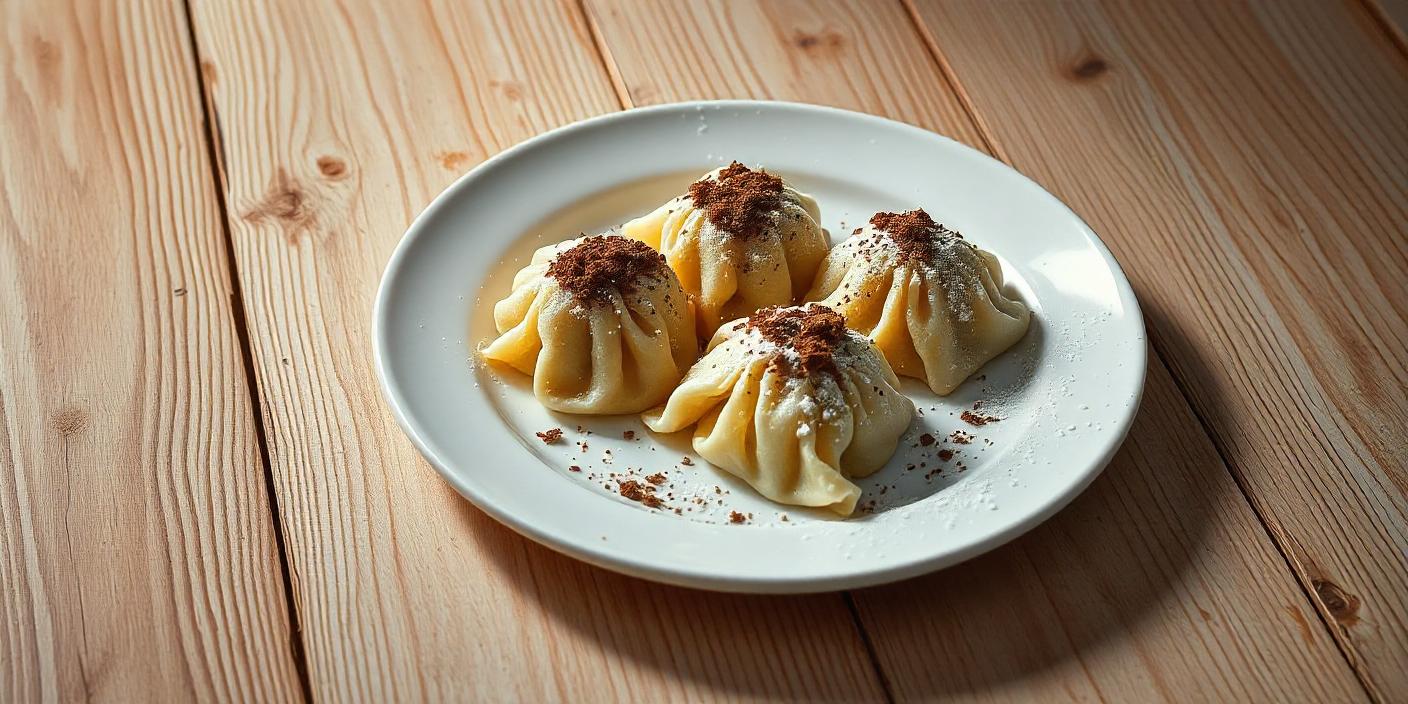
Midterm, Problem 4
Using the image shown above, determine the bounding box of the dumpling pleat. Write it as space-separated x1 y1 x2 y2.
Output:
811 229 1031 395
482 283 548 375
483 236 698 414
623 171 827 336
643 319 914 517
692 362 862 515
836 362 911 477
692 359 766 471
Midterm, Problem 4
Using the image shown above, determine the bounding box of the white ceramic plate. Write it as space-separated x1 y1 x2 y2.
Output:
374 101 1145 593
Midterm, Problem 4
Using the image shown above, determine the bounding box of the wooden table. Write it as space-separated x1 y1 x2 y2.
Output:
3 0 1405 701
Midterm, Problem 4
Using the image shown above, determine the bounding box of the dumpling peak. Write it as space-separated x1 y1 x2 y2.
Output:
869 209 965 264
687 162 785 239
746 304 851 380
546 235 669 304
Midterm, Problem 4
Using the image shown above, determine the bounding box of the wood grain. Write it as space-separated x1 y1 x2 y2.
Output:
0 0 303 700
1368 0 1408 48
907 0 1408 697
187 0 886 699
585 0 1372 699
586 0 984 148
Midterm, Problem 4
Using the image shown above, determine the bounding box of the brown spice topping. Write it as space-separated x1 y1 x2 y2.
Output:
568 465 582 472
645 473 666 486
937 449 954 462
536 428 563 444
546 235 667 303
688 162 784 239
949 431 974 444
869 209 962 263
729 511 747 524
680 456 694 466
618 480 665 508
748 305 848 379
918 433 937 446
961 410 999 426
623 430 636 440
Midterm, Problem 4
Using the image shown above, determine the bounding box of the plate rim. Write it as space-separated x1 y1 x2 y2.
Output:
372 99 1147 593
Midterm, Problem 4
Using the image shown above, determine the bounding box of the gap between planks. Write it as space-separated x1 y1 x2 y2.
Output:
579 1 938 699
576 3 899 699
177 0 314 699
898 0 1382 699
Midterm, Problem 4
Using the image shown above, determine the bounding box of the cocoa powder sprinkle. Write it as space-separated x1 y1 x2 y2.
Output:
747 305 848 379
961 410 999 426
536 428 563 444
688 162 784 240
869 209 963 263
546 235 668 303
618 480 665 508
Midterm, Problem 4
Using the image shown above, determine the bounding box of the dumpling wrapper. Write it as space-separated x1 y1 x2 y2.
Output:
808 212 1030 395
623 163 828 334
482 235 697 414
643 307 913 516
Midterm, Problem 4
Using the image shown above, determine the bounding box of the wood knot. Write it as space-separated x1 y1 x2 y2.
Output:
793 29 844 55
31 36 59 69
316 156 348 180
437 151 471 171
51 407 87 436
1313 578 1361 627
29 37 61 95
241 168 319 243
488 79 523 101
1070 56 1109 81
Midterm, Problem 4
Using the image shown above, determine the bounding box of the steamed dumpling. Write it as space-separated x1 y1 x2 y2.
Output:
482 235 697 414
807 210 1030 395
643 304 913 516
623 162 829 334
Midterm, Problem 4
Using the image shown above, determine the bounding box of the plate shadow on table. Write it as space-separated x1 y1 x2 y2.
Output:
836 294 1241 696
454 297 1233 698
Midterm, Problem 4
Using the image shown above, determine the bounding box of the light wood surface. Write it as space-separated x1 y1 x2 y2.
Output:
0 0 302 701
4 0 1404 700
908 0 1408 697
187 0 884 700
585 0 1372 699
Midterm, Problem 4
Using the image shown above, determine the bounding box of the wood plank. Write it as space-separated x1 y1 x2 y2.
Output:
187 0 887 699
0 0 303 700
584 0 1370 699
908 0 1408 697
1368 0 1408 48
586 0 984 147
